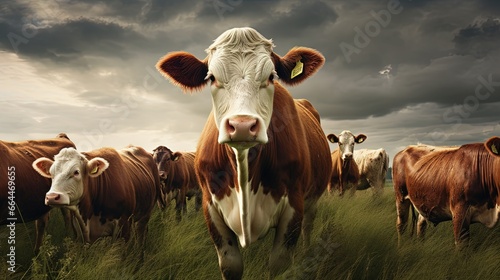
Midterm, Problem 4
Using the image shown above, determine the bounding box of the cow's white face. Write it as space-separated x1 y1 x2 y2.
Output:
205 28 276 149
156 27 326 151
327 130 367 161
32 147 109 206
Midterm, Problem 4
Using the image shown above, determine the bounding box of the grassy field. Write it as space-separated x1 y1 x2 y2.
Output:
2 183 500 279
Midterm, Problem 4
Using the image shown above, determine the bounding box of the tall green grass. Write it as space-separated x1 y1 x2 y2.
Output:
2 184 500 279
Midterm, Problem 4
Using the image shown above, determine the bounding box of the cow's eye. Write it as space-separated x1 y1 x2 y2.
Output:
74 170 80 176
269 73 274 82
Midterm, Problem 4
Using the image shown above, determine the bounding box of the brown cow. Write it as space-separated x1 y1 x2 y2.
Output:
1 133 75 252
327 130 367 196
152 146 201 221
393 143 459 245
156 27 332 279
32 145 161 250
400 137 500 247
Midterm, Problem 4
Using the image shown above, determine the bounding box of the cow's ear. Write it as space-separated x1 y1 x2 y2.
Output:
87 157 109 178
156 51 209 92
355 134 367 144
327 134 339 143
33 158 54 178
172 152 182 161
271 47 325 86
485 137 500 156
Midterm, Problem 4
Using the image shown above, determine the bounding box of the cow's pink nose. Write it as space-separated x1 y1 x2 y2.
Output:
226 117 259 141
45 193 61 205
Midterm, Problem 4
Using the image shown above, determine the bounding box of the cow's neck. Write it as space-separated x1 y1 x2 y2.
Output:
232 147 252 247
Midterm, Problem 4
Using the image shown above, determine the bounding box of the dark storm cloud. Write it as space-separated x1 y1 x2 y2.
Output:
453 17 500 58
1 18 146 63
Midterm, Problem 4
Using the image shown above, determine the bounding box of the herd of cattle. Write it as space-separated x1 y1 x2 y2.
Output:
2 27 500 279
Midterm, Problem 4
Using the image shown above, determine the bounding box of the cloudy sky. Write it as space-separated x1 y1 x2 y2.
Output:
1 0 499 166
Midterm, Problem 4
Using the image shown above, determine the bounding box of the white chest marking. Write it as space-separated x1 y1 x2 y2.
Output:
211 181 289 247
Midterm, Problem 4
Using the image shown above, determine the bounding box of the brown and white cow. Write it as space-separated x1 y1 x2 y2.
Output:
1 133 75 252
152 146 201 220
327 130 367 196
156 27 332 279
32 146 161 249
393 143 459 245
351 148 389 196
401 137 500 247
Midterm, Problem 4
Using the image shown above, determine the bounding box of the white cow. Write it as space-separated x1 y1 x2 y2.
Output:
351 148 389 196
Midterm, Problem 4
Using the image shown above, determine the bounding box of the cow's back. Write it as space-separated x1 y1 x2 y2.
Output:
0 136 75 224
295 98 332 199
119 146 160 219
80 146 160 221
393 145 457 203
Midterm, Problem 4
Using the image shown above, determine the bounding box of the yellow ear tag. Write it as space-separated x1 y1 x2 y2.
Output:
491 143 498 155
291 60 303 79
90 166 99 174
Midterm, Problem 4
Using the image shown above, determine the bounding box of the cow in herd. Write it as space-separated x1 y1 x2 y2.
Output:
353 148 389 196
1 133 76 252
152 145 201 221
327 131 389 197
394 137 500 247
156 27 332 279
32 145 162 250
327 130 367 195
393 143 458 243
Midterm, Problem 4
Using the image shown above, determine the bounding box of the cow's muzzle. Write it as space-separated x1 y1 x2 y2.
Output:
45 192 69 206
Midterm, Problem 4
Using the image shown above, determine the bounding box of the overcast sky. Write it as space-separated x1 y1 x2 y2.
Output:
1 0 499 166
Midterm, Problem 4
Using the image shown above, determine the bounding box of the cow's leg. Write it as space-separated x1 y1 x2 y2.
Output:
269 204 299 279
34 212 50 253
60 208 77 238
134 215 150 264
301 199 318 247
119 216 132 242
452 205 471 249
195 191 202 212
181 187 188 215
396 198 411 246
174 190 183 221
416 214 427 239
372 180 384 197
68 207 90 243
206 204 243 280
